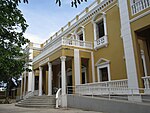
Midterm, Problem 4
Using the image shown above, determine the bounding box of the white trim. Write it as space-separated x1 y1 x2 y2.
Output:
95 58 110 66
97 62 111 82
74 26 85 41
92 13 108 49
130 10 150 23
39 58 49 66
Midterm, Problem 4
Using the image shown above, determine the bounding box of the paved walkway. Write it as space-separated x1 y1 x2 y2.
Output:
0 104 101 113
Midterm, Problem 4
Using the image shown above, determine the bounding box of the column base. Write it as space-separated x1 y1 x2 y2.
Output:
61 94 67 108
128 95 142 102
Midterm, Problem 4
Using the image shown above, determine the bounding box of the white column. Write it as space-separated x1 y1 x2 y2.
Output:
20 74 23 98
48 62 52 96
60 56 66 95
28 72 32 92
23 71 26 96
39 67 43 96
60 56 67 107
118 0 141 102
74 49 81 85
32 71 35 92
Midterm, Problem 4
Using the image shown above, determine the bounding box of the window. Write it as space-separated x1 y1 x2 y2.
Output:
75 26 85 41
96 58 111 82
92 13 108 49
81 66 87 84
99 67 108 81
79 33 83 41
97 20 105 39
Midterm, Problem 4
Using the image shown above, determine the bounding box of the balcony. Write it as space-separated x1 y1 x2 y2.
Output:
75 79 128 95
33 37 93 63
131 0 150 15
94 35 108 49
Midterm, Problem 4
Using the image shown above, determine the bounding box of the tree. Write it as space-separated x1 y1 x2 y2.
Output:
56 0 88 7
0 0 29 101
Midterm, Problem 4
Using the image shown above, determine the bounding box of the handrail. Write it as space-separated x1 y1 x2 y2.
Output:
56 88 62 108
23 91 34 100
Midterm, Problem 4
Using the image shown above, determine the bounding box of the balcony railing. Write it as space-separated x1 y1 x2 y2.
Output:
75 79 128 95
94 35 108 49
142 76 150 88
62 38 93 49
33 37 93 63
142 76 150 94
131 0 150 15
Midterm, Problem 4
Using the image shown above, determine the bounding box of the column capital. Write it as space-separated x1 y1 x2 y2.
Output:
48 62 52 67
60 56 66 62
39 66 43 70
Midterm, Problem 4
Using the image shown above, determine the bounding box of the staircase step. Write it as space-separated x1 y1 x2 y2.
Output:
16 95 56 108
16 103 55 108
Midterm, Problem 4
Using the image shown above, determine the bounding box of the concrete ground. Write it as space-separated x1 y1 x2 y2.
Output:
0 104 102 113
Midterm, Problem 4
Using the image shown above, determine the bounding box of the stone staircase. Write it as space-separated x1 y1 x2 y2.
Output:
15 95 56 108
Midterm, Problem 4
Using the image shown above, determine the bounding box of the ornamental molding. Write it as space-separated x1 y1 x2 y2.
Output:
39 58 49 66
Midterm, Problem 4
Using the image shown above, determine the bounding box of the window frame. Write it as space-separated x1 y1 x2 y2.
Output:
97 62 111 82
92 13 108 49
74 26 85 41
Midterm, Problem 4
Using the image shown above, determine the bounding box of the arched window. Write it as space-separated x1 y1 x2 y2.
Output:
74 26 85 41
92 12 108 49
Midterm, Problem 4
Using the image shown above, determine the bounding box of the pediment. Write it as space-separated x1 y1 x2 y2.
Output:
95 58 110 66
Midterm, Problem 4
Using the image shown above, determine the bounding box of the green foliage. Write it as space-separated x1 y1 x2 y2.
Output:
0 0 29 83
56 0 88 7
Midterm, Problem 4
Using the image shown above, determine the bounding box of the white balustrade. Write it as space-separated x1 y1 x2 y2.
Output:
75 79 128 95
94 35 108 49
142 76 150 88
131 0 150 15
33 37 93 63
62 37 93 49
142 76 150 94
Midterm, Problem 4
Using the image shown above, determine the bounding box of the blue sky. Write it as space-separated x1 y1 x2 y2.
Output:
19 0 94 43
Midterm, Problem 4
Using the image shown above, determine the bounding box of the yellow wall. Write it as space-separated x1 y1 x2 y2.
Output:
93 5 127 81
33 50 41 58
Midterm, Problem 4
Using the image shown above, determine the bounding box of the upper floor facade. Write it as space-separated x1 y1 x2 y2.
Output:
30 0 149 64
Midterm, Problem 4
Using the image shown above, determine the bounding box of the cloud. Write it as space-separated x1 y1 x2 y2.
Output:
24 33 45 44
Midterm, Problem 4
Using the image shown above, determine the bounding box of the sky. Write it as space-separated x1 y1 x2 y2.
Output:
19 0 94 44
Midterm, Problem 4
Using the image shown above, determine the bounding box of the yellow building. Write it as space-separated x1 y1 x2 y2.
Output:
21 0 150 106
